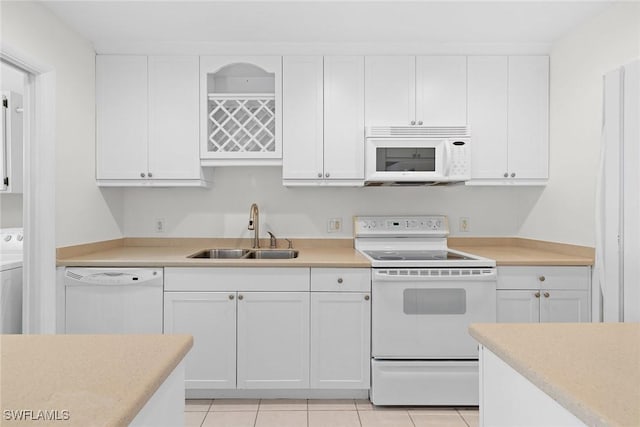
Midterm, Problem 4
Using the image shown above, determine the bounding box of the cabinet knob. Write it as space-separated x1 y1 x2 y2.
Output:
238 295 244 300
229 294 235 300
511 172 516 178
417 120 423 125
543 292 550 298
325 172 330 178
148 172 153 178
534 292 541 298
410 120 416 125
140 172 146 178
539 276 546 282
504 172 508 178
317 172 322 178
337 278 343 284
364 295 370 301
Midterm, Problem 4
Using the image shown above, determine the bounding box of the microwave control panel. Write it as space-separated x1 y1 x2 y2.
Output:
448 139 471 179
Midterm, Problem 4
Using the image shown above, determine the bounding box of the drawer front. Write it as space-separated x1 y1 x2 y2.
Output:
497 266 590 291
165 267 310 292
311 268 371 292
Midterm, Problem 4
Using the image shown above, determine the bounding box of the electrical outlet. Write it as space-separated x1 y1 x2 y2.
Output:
155 218 166 233
459 217 470 232
327 217 342 233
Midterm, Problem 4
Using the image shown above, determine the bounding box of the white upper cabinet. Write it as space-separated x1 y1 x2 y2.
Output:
1 91 23 193
97 55 148 180
323 56 365 181
200 56 282 165
282 56 324 180
508 56 550 180
365 56 467 127
96 55 205 186
148 56 200 180
468 56 509 179
364 56 415 126
415 56 467 126
467 55 549 184
282 56 365 185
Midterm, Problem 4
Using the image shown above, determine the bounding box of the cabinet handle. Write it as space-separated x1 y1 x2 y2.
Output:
410 120 416 125
337 278 343 284
539 276 546 282
317 172 322 178
417 120 423 125
140 172 146 178
511 172 516 178
504 172 508 178
238 295 244 300
543 292 550 298
325 172 330 178
148 172 153 178
534 292 541 298
364 295 370 301
229 294 235 300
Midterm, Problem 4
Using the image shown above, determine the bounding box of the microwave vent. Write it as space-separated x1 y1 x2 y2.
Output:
367 126 469 138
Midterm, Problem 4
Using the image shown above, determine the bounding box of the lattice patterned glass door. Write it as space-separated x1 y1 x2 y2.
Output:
207 94 276 155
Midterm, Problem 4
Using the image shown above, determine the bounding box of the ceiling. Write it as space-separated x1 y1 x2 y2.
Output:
41 1 612 53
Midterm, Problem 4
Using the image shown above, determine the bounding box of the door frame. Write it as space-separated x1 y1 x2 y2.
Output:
1 42 56 333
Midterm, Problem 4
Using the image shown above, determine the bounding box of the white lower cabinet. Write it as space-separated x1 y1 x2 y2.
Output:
310 268 371 390
496 266 591 323
310 292 370 389
237 292 310 389
163 267 311 392
163 292 236 389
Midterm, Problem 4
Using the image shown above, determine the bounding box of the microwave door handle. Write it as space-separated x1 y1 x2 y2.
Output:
444 142 452 176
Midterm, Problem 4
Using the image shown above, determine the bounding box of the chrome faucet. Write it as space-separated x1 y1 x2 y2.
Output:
248 203 260 248
267 231 277 249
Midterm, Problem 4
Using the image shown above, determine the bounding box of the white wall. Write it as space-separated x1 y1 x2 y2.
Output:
122 167 543 239
0 1 123 246
518 3 640 246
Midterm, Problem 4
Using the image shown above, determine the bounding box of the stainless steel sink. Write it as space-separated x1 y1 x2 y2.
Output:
188 249 252 259
188 249 298 260
248 249 299 259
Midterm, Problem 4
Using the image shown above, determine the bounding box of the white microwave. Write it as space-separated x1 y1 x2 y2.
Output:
365 127 471 185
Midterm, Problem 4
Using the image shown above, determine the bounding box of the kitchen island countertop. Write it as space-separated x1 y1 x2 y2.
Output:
0 334 193 427
469 323 640 427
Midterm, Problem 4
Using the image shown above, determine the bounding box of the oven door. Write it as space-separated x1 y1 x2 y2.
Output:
365 138 447 182
372 268 496 359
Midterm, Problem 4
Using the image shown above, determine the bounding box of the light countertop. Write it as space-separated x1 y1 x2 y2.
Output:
469 323 640 427
0 334 193 427
57 237 593 267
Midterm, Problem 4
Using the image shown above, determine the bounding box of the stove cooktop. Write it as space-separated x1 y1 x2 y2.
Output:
363 250 476 262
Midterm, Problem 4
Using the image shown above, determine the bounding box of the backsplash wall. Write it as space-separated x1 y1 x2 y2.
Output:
122 167 543 239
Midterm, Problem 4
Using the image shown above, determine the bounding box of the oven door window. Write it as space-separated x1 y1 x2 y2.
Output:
403 288 466 315
376 147 436 172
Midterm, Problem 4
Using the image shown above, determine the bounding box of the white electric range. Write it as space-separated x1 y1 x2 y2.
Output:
354 216 496 406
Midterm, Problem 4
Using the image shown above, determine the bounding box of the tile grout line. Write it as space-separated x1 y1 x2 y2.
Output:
456 408 472 427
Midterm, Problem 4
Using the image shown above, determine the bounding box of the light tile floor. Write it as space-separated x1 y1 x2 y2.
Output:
185 399 479 427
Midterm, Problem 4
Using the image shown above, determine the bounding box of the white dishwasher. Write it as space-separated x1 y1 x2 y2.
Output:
65 268 163 334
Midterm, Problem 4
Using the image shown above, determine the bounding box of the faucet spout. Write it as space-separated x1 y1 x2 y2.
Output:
248 203 260 248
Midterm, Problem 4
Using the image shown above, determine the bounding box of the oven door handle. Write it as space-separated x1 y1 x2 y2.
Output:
372 269 497 282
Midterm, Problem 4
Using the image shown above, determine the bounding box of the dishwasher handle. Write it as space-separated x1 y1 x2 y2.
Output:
65 268 163 286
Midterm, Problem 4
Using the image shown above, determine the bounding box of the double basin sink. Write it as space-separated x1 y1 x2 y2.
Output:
188 248 299 260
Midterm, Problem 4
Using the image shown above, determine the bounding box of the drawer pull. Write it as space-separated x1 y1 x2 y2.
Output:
337 278 343 284
543 292 550 298
238 295 244 300
228 294 234 300
534 292 541 298
364 295 370 301
538 276 546 282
